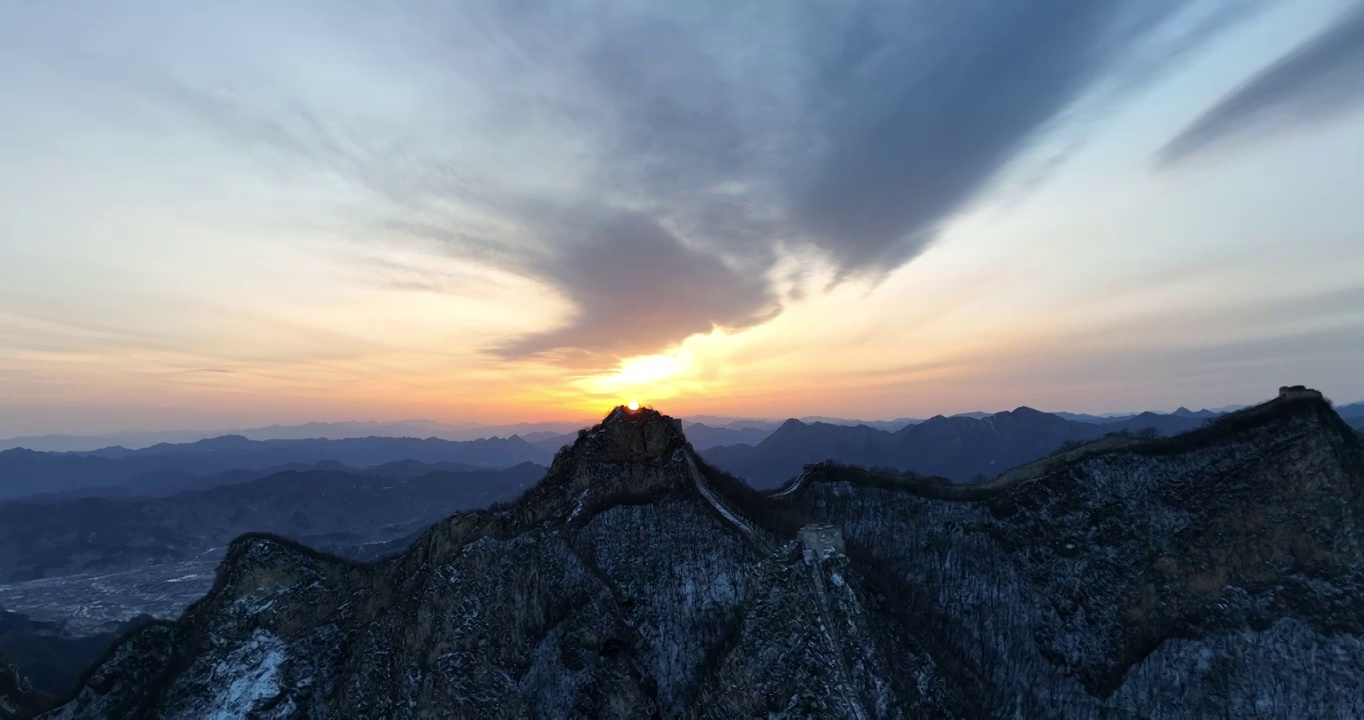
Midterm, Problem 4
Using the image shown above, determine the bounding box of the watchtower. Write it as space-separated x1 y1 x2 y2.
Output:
1278 385 1323 401
799 524 845 561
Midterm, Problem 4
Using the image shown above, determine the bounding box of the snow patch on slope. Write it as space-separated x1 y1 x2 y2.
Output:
184 629 287 720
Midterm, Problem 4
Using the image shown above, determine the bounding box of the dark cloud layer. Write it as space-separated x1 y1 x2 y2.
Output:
1161 5 1364 165
793 3 1123 272
97 0 1261 364
496 212 777 365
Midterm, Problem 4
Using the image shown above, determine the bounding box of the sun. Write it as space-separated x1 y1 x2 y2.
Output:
627 401 640 411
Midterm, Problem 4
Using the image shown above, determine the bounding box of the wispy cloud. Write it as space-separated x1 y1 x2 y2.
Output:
20 0 1264 366
1160 4 1364 165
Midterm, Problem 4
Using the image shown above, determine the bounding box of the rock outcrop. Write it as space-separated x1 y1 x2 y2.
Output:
0 654 42 720
42 397 1364 718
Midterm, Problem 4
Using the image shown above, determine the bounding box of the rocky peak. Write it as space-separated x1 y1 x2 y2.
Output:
434 406 700 540
588 406 688 463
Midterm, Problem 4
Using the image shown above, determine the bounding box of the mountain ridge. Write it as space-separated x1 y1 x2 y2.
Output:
41 408 988 717
39 396 1364 718
5 402 1292 453
774 394 1364 712
702 405 1199 487
0 463 546 584
0 436 551 500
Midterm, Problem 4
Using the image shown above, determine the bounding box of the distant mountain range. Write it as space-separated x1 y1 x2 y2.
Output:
0 463 546 584
701 406 1218 487
1052 405 1234 423
2 403 1302 499
1336 402 1364 434
0 420 592 453
0 435 551 500
1 402 1280 452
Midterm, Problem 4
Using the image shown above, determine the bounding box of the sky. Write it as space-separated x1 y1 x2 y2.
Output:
2 0 1364 435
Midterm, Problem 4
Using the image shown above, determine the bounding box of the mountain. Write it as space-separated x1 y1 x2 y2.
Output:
0 610 151 702
1057 407 1239 425
704 407 1116 487
1099 411 1209 437
0 420 600 453
678 423 773 450
0 435 550 500
526 431 579 453
1338 401 1364 420
702 420 900 487
794 417 920 432
679 415 782 432
357 459 479 479
10 461 359 502
1054 411 1135 423
0 464 546 584
41 408 990 718
43 395 1364 717
684 415 920 433
0 424 454 454
894 406 1108 480
702 406 1241 487
776 395 1364 716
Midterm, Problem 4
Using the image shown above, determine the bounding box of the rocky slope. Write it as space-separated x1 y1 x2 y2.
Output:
0 654 41 720
0 610 152 701
783 394 1364 716
40 396 1364 718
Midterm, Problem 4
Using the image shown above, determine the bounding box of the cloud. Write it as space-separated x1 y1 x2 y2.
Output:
494 211 778 365
44 0 1262 364
1160 5 1364 165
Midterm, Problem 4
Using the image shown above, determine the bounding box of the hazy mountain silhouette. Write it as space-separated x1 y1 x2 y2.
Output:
0 436 550 500
702 407 1218 487
0 463 546 584
0 420 594 453
1338 401 1364 420
679 423 774 450
1098 412 1208 437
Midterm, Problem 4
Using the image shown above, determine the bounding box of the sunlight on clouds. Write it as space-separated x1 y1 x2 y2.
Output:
575 352 696 404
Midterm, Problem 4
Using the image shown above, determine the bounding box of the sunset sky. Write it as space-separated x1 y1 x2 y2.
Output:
3 0 1364 435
